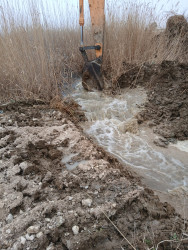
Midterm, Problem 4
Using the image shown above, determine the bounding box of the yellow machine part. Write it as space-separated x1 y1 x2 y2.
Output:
79 0 105 59
88 0 105 58
79 0 84 26
79 0 105 90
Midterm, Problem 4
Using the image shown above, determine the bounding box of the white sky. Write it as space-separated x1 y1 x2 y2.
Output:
149 0 187 15
0 0 187 28
41 0 188 15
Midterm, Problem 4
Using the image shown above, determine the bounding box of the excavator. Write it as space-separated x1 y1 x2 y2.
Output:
79 0 105 91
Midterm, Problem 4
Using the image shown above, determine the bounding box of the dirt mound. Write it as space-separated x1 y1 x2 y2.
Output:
116 62 158 89
137 61 188 141
0 97 86 126
0 104 187 249
116 60 188 141
165 15 188 39
165 15 188 61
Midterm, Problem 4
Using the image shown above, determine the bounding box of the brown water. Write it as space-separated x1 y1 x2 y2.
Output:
72 84 188 194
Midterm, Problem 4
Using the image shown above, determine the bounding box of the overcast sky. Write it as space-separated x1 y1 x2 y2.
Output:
29 0 188 15
0 0 187 28
149 0 187 15
33 0 188 12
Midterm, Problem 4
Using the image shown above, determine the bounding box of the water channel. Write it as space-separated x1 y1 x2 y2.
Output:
72 83 188 194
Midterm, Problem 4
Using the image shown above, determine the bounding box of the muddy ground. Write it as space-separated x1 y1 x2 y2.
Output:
116 61 188 146
138 61 188 143
0 101 188 250
116 15 188 144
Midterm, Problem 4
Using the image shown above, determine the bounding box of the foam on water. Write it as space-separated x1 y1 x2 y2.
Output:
73 86 188 192
171 141 188 153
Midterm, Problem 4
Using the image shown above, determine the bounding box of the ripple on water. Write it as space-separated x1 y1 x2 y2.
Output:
72 86 188 193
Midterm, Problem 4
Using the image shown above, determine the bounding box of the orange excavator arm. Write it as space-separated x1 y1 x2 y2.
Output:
88 0 105 59
79 0 84 45
79 0 105 91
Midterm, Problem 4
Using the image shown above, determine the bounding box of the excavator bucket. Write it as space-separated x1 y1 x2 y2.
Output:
82 60 104 91
79 0 105 91
79 46 104 90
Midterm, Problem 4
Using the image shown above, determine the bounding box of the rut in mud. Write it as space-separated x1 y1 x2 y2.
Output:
0 103 188 250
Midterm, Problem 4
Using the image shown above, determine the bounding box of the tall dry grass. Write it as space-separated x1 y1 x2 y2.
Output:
0 0 82 102
0 0 186 102
103 2 188 84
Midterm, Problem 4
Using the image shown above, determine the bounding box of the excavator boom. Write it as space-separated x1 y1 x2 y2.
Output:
79 0 105 91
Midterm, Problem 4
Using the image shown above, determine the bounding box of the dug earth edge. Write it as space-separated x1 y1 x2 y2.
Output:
0 103 187 249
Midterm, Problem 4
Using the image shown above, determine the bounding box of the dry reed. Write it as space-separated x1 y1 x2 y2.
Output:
0 0 186 102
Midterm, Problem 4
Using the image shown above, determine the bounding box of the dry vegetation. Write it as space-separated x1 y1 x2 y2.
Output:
0 0 187 101
0 0 82 102
103 2 188 85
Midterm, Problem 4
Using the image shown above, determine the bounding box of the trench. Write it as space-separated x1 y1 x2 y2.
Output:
72 83 188 195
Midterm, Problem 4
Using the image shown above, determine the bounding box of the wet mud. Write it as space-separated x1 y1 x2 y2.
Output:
138 61 188 142
116 61 188 142
0 103 187 249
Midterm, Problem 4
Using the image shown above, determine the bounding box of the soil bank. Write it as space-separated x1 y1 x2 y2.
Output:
0 101 187 250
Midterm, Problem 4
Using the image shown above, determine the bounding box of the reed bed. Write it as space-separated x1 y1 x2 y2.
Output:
0 0 185 101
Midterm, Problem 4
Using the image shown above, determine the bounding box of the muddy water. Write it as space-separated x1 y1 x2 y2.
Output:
72 85 188 193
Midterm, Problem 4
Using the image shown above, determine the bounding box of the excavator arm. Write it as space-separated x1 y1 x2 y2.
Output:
79 0 105 91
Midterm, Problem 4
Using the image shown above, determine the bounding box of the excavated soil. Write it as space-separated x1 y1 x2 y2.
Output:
116 15 188 143
0 102 188 250
138 61 188 142
116 61 188 143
